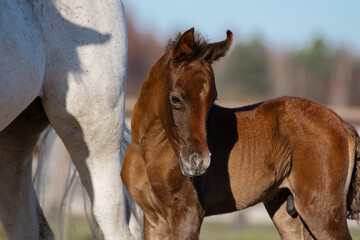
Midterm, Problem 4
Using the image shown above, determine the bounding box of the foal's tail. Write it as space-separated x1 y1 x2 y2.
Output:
345 122 360 221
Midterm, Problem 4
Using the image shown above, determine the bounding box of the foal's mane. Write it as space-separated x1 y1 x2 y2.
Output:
166 31 209 61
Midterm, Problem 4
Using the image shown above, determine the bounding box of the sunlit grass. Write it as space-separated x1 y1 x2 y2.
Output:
200 223 280 240
0 217 95 240
1 218 360 239
200 222 360 240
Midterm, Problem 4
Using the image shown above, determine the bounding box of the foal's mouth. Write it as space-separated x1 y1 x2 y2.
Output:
179 152 211 177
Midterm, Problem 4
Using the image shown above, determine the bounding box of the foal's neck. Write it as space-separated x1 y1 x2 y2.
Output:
131 55 173 150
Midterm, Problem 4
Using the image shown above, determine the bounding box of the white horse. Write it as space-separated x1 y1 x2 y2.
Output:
0 0 141 239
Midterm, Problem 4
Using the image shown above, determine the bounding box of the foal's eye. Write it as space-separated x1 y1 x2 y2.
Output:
170 94 182 106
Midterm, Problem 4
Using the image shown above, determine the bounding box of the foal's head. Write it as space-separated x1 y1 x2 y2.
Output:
156 28 232 177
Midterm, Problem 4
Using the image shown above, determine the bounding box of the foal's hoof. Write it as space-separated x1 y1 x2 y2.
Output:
286 194 298 217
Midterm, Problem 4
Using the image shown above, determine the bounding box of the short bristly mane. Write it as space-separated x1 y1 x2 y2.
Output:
166 31 209 61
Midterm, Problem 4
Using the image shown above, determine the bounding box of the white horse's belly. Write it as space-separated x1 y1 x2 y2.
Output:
0 0 45 131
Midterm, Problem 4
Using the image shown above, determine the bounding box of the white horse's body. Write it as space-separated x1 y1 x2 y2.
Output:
0 0 141 239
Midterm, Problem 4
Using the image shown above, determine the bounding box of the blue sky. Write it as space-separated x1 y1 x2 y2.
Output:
123 0 360 52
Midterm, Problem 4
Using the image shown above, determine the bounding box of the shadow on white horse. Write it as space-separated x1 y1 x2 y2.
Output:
0 0 142 239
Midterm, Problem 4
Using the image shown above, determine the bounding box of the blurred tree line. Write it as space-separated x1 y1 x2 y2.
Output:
218 37 360 106
126 13 360 107
126 16 163 96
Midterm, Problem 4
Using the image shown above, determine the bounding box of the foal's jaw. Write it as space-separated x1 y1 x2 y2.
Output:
179 152 211 177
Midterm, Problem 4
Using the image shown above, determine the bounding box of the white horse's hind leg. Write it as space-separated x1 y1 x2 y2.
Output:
38 1 137 237
42 49 133 239
0 98 53 239
43 100 133 239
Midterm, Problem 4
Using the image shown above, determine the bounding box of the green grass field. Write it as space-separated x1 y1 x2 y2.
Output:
1 219 360 239
200 223 360 240
200 223 280 240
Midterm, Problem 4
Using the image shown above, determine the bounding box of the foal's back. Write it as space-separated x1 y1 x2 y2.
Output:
203 96 356 238
206 96 350 206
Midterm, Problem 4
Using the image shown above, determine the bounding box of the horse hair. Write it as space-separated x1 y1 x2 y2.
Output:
166 31 209 61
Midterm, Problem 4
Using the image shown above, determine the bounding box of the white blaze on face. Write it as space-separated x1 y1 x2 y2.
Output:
200 82 207 100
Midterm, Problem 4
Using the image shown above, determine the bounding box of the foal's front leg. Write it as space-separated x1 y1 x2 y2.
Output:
123 144 205 239
168 189 205 240
143 214 171 240
147 166 205 240
142 195 204 240
144 187 204 240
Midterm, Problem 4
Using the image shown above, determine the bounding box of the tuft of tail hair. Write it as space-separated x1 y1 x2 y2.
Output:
346 123 360 221
34 123 143 239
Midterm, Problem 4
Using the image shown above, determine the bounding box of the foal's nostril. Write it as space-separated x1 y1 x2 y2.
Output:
190 153 197 169
180 152 210 177
190 153 203 171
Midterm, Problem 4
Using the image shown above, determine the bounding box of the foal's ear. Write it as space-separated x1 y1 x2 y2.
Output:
203 30 233 63
172 28 195 60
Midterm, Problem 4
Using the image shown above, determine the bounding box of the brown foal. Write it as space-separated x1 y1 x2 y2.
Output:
121 28 360 240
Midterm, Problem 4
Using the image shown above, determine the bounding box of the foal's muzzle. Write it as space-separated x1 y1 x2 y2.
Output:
179 152 211 177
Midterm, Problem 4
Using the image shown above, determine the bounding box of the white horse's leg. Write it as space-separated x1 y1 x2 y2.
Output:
35 0 139 237
0 99 53 239
43 91 132 240
41 13 133 240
